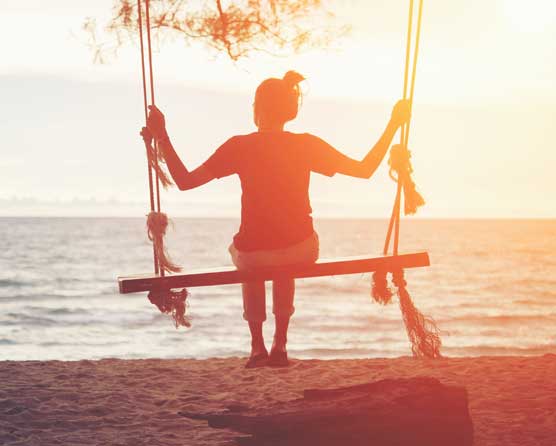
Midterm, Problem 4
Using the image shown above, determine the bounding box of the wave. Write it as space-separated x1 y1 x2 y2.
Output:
3 313 58 326
289 347 405 358
0 278 29 287
0 291 115 302
1 312 115 328
45 307 91 316
37 340 129 348
512 298 555 306
443 344 556 357
440 313 556 325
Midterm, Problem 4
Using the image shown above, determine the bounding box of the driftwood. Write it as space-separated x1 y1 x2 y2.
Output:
180 377 473 446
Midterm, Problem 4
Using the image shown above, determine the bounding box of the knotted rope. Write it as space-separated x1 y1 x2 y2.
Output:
388 144 425 216
148 288 191 328
371 0 441 358
392 270 440 358
138 0 187 328
146 212 181 274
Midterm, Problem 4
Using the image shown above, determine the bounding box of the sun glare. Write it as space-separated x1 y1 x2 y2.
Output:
504 0 556 32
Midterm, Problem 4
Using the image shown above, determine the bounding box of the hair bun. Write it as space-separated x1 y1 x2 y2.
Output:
283 70 305 88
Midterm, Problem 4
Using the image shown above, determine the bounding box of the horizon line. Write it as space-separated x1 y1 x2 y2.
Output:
1 215 554 221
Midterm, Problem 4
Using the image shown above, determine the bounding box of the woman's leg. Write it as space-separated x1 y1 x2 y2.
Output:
272 278 295 352
242 281 267 356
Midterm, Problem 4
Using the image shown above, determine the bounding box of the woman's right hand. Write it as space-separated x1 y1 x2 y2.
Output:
390 99 411 128
146 105 168 140
140 126 153 145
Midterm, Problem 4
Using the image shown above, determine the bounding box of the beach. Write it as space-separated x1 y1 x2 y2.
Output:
2 218 555 444
1 355 555 445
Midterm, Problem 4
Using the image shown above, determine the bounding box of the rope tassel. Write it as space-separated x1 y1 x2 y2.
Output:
371 271 393 305
148 288 190 328
388 144 425 216
392 270 441 358
146 211 182 274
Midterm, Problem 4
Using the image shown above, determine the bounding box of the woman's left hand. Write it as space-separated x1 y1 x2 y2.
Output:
146 105 168 140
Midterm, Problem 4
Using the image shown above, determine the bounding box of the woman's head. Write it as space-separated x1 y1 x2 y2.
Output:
253 70 305 128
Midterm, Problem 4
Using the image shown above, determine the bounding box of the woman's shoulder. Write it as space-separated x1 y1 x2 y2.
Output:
289 132 330 148
216 133 257 150
229 131 318 138
232 132 258 138
283 131 316 138
227 131 324 148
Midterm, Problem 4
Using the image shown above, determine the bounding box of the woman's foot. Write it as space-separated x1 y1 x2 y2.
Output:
245 347 269 369
268 337 289 367
245 321 268 368
268 348 289 367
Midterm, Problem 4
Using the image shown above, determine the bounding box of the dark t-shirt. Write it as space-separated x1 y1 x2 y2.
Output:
203 132 347 251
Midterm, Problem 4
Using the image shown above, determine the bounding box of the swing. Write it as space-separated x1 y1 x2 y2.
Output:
118 0 440 358
119 252 430 293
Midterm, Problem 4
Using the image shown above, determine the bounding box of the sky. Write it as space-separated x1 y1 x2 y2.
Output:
1 0 555 218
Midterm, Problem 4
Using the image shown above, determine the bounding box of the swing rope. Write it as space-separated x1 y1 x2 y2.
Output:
137 0 158 274
372 0 441 359
137 0 189 327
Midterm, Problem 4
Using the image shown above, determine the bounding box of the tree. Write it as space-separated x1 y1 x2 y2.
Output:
84 0 347 62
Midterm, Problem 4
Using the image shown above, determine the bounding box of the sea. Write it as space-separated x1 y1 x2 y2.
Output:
1 217 555 361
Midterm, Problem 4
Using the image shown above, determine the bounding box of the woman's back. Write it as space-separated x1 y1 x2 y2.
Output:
204 131 344 251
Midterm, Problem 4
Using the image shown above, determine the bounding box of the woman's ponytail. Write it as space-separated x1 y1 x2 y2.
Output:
282 70 305 89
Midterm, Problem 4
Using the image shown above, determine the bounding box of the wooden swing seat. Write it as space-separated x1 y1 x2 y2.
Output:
118 251 430 294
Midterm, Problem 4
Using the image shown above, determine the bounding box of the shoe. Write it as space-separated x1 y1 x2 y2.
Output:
245 351 269 369
268 349 289 367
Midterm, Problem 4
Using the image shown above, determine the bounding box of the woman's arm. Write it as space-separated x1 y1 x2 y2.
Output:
156 136 214 191
335 99 411 179
145 106 215 191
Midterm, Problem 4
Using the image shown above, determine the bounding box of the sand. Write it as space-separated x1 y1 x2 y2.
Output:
1 355 555 445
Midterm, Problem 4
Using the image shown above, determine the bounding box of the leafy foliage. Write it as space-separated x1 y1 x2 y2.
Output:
84 0 347 62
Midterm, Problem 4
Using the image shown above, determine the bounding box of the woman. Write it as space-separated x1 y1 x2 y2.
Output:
143 71 410 368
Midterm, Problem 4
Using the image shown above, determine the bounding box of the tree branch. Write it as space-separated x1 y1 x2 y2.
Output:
84 0 348 62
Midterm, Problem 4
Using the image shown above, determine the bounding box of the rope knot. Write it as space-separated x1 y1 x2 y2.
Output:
388 144 412 175
387 144 425 216
146 211 181 274
392 269 407 288
147 211 169 239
